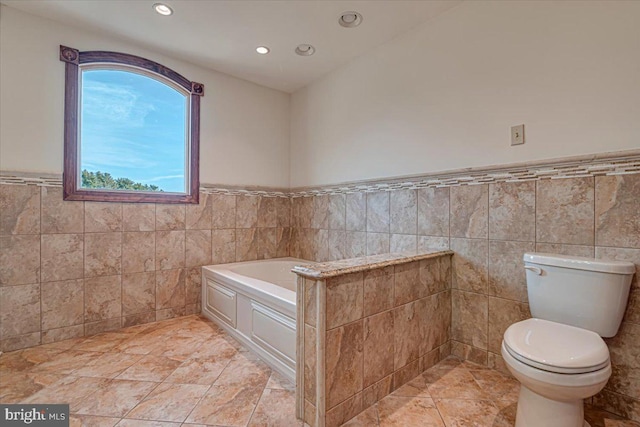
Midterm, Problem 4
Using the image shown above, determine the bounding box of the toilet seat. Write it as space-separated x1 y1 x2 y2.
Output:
503 318 610 374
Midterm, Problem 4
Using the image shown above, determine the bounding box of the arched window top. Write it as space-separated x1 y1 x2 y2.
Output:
60 45 203 203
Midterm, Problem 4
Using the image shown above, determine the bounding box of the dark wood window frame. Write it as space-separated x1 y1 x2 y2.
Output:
59 45 203 204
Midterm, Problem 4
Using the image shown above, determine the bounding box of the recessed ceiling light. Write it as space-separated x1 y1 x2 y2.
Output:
339 11 363 28
256 46 270 55
295 44 315 56
153 3 173 16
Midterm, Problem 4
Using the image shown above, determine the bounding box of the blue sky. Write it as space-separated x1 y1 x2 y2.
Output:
80 69 187 192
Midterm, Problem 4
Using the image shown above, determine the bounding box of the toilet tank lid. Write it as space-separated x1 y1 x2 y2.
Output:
523 253 635 274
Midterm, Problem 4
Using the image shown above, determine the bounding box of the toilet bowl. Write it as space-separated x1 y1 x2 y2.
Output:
501 319 611 427
501 253 635 427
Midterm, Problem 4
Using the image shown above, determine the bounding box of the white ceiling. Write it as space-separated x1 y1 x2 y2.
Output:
2 0 461 93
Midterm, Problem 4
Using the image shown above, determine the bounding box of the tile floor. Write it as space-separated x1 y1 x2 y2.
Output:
0 315 637 427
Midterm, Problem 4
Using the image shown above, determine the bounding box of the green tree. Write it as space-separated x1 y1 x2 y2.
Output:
81 170 162 192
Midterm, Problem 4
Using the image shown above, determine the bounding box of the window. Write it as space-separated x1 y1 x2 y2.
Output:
59 46 203 203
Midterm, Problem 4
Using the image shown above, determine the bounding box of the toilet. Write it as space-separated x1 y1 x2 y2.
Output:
502 253 636 427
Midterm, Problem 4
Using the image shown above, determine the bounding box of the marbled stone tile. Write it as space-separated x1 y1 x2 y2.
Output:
487 297 530 353
419 257 448 296
392 373 431 398
156 268 186 310
74 379 158 417
304 279 317 327
236 195 259 228
276 197 291 228
418 236 450 252
266 370 295 391
326 391 363 427
596 247 640 323
41 234 83 282
537 177 595 245
257 197 277 228
451 238 488 294
41 279 84 330
377 396 444 426
452 290 488 350
470 366 520 402
122 272 156 316
73 352 143 379
122 232 155 273
68 415 121 427
165 347 236 385
328 229 346 261
85 275 121 322
211 193 236 229
311 195 329 230
185 267 202 305
213 352 271 389
156 205 186 231
489 181 535 241
420 292 451 355
41 187 83 233
346 231 367 258
304 324 317 402
488 240 535 302
488 351 512 377
390 190 417 235
326 320 363 409
605 322 640 400
185 384 263 426
0 371 62 403
212 229 236 264
393 301 421 370
346 193 367 232
42 325 85 344
276 227 291 257
364 310 394 387
367 191 390 233
363 266 394 317
122 203 155 231
0 184 40 234
425 365 488 400
186 229 212 267
593 389 640 424
155 307 186 322
249 388 301 427
85 232 122 277
292 197 312 229
126 382 209 422
535 243 595 257
25 376 110 412
341 405 379 427
394 261 422 306
85 318 122 336
314 229 330 262
328 194 346 230
236 228 258 262
596 174 640 249
122 311 156 328
257 228 277 260
450 184 488 239
362 375 393 408
85 202 122 232
451 340 488 366
367 232 390 256
1 332 42 352
417 187 450 237
390 234 417 253
0 283 40 339
435 398 500 426
326 272 363 329
392 358 420 390
186 193 212 230
0 234 40 285
117 354 183 382
155 230 185 270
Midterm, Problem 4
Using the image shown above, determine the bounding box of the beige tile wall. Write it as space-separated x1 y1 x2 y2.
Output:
290 173 640 422
0 185 291 352
300 255 452 427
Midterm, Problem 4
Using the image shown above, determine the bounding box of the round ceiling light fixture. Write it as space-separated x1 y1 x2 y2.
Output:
256 46 270 55
295 44 316 56
339 11 362 28
153 3 173 16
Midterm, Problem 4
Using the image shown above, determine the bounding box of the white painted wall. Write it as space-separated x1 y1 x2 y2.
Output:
290 1 640 187
0 5 290 187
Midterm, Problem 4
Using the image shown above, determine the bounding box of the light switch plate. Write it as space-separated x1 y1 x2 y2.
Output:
511 124 525 146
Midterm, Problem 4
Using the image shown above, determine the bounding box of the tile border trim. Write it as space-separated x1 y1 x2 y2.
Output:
2 148 640 197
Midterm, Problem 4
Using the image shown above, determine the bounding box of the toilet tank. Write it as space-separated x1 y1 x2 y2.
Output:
524 253 635 337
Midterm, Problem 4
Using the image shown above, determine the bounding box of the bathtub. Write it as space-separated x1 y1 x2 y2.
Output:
201 257 309 382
